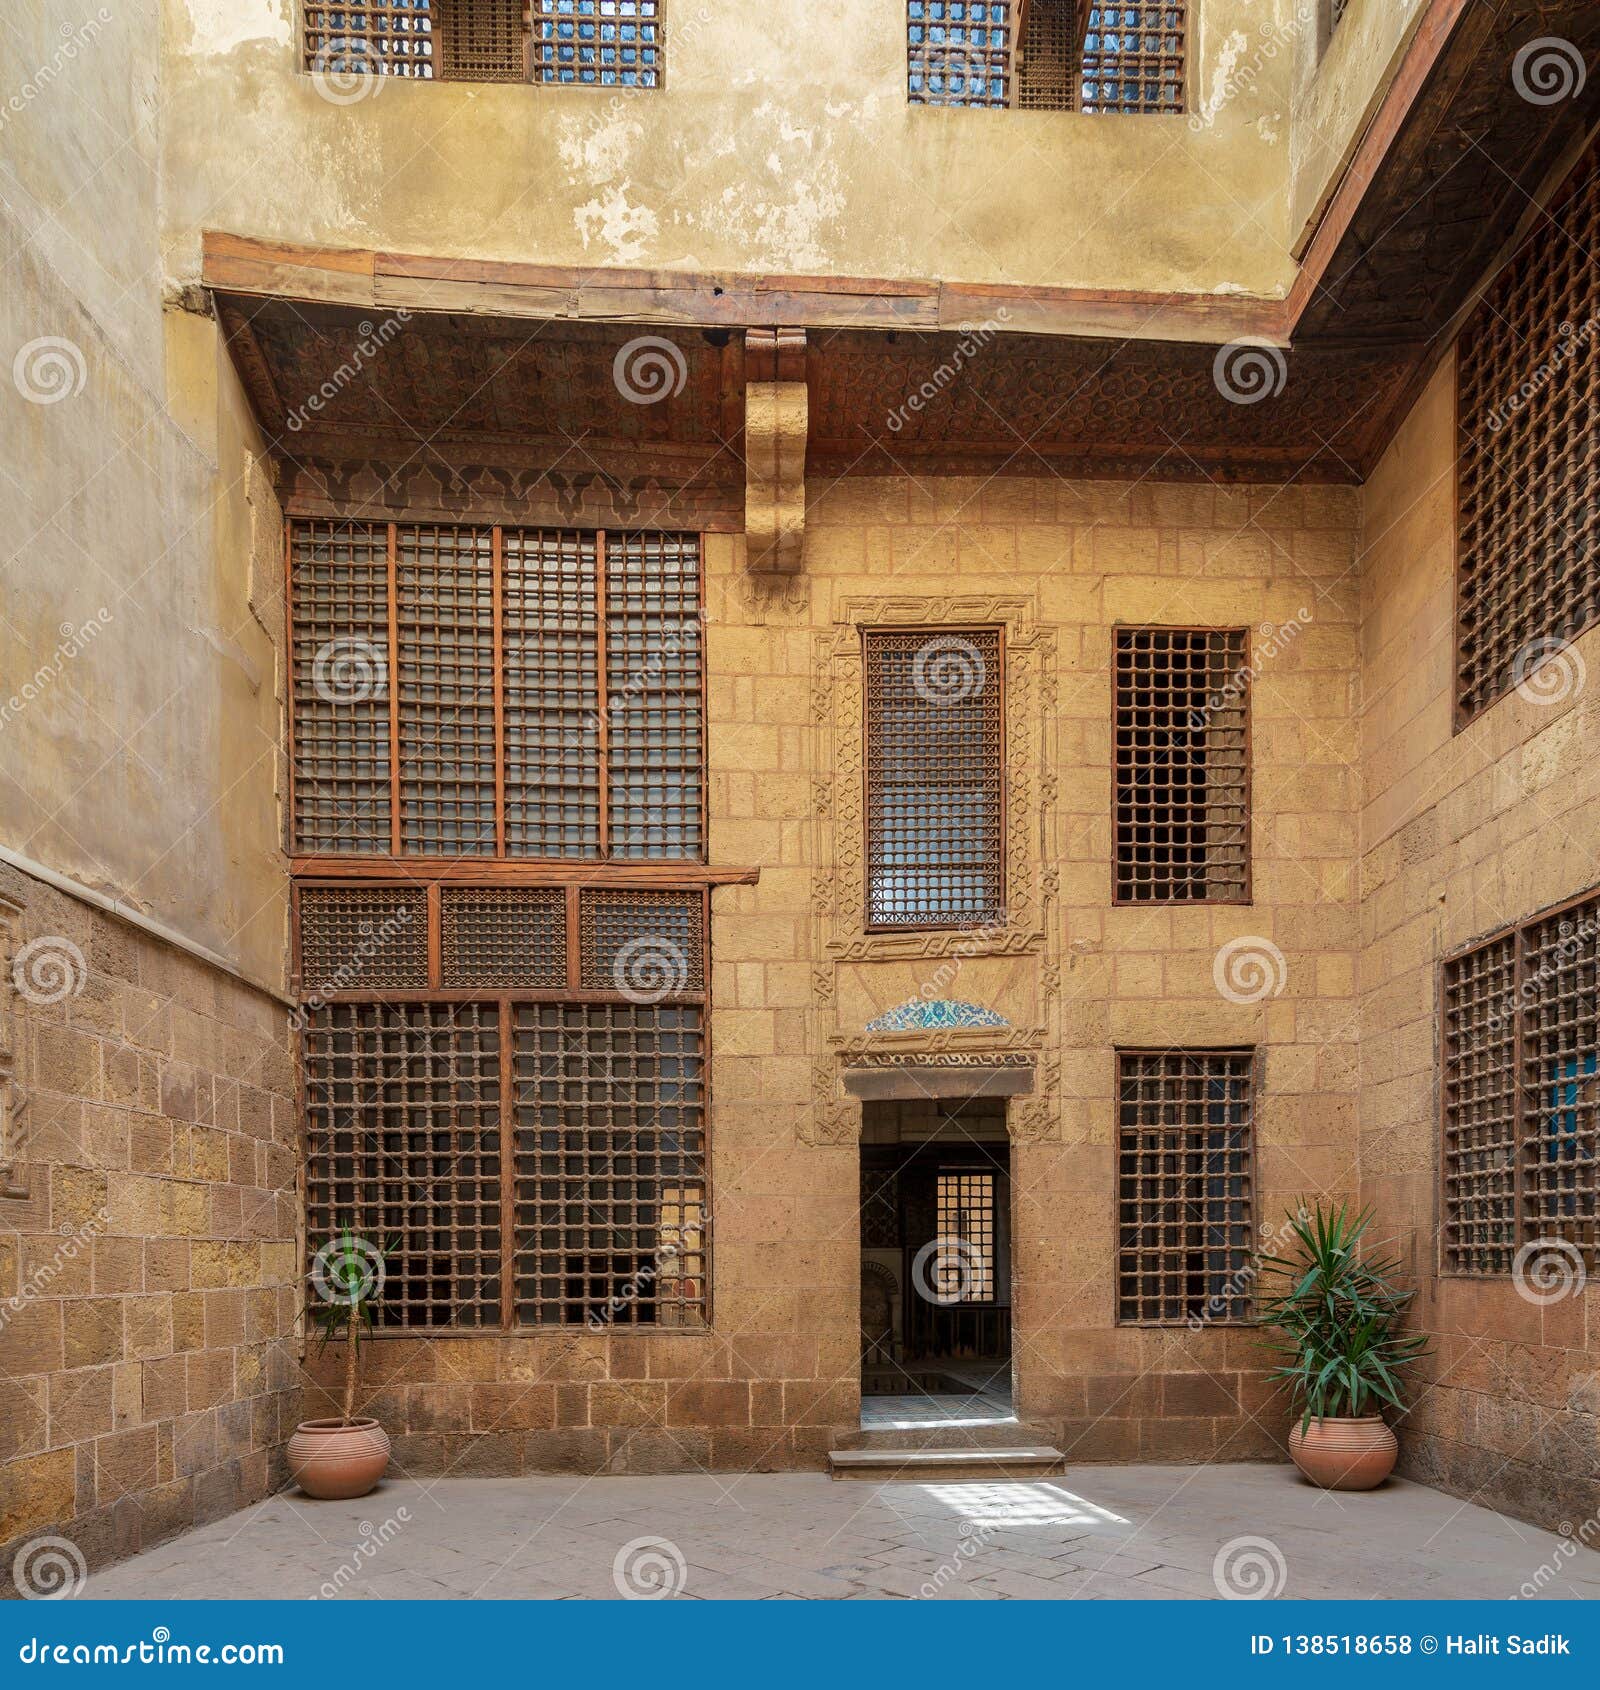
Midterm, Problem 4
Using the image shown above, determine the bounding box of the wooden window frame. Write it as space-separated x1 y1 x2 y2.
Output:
1454 141 1600 729
290 513 731 1336
286 520 707 871
1112 625 1253 906
1114 1047 1259 1328
861 623 1008 934
299 0 667 89
1438 882 1600 1280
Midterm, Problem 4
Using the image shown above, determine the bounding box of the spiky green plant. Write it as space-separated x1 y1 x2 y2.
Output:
307 1226 391 1426
1256 1202 1431 1431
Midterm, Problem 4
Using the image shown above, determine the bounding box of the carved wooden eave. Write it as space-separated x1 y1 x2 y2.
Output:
743 327 806 574
204 0 1600 522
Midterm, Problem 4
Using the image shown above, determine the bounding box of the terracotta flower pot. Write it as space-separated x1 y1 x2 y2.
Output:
288 1417 390 1500
1288 1415 1397 1491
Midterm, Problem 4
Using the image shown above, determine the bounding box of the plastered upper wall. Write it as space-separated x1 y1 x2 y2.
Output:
1288 0 1425 252
0 1 289 991
162 0 1305 299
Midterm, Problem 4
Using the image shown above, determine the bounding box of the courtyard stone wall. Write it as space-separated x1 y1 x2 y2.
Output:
1358 356 1600 1530
0 868 298 1596
314 475 1365 1476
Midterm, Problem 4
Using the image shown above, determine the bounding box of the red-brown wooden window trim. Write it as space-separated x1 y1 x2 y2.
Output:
290 516 717 1335
287 520 704 867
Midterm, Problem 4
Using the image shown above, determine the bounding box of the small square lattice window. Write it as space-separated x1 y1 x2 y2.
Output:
297 886 428 993
1017 0 1078 110
579 889 705 998
1456 144 1600 725
1114 628 1250 903
1081 3 1186 114
531 1 663 86
907 1 1014 108
440 887 567 987
864 628 1006 930
302 0 438 78
1116 1050 1255 1326
435 0 526 80
1443 887 1599 1278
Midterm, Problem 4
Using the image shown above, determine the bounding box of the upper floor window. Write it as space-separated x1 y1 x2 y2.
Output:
289 522 702 860
1113 627 1250 903
863 627 1005 930
301 0 664 88
1441 886 1598 1280
907 1 1187 114
1456 143 1598 725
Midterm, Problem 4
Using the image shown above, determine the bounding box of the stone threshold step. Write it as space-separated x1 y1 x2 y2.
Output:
827 1445 1067 1481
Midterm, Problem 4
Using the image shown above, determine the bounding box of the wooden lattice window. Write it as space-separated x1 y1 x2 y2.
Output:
1017 0 1078 110
1443 888 1599 1278
1081 3 1186 113
530 0 662 86
511 1002 705 1326
606 534 704 860
579 888 706 995
935 1171 996 1302
301 0 665 86
907 1 1185 113
440 887 567 987
299 888 709 1328
1116 1050 1255 1326
1114 628 1250 904
304 1002 504 1327
297 886 429 993
436 0 527 80
907 1 1014 107
290 523 393 854
1456 145 1600 725
301 0 438 78
863 627 1005 930
288 521 703 863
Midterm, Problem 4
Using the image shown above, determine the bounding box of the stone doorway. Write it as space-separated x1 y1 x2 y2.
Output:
858 1097 1014 1431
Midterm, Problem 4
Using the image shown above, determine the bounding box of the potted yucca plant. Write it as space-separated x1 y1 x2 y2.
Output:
1257 1202 1431 1491
288 1227 393 1500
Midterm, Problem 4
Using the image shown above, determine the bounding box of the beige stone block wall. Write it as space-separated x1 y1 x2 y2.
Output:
0 868 297 1595
1358 353 1600 1532
305 472 1363 1477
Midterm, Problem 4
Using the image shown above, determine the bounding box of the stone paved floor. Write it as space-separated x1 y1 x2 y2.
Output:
82 1465 1600 1601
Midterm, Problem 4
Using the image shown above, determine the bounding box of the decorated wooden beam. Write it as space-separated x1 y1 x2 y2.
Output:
743 327 807 574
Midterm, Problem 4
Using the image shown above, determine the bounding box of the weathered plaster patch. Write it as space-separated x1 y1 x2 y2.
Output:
557 105 646 182
1193 29 1249 129
687 101 845 271
181 0 292 55
575 188 661 265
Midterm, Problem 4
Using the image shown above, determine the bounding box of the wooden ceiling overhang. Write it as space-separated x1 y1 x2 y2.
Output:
208 0 1600 544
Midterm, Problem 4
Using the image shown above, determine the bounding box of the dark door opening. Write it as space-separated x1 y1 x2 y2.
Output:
859 1098 1013 1422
